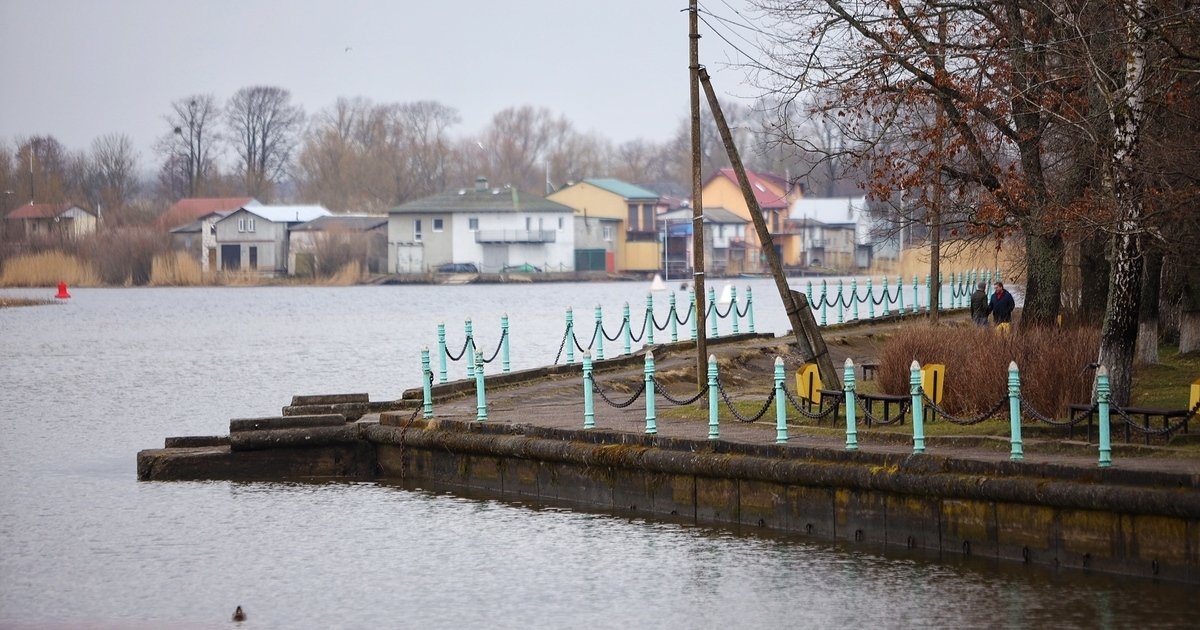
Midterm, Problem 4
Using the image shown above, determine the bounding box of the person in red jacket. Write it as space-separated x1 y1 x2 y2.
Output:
989 282 1015 325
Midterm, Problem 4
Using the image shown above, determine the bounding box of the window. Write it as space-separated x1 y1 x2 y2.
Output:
414 219 422 242
642 204 655 233
209 224 216 235
525 217 532 231
433 218 444 232
603 225 614 241
558 216 563 230
469 218 479 231
238 218 246 232
248 218 256 233
627 204 639 231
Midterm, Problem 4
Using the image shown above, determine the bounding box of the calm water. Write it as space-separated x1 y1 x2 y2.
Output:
0 283 1192 629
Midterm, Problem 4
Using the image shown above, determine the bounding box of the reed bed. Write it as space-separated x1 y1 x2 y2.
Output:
0 251 100 287
149 251 206 286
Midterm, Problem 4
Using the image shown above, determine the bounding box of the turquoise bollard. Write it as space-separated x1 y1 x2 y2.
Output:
644 351 657 435
437 322 449 383
896 275 905 313
881 277 890 316
746 287 755 333
910 360 925 453
806 280 814 313
422 346 433 418
501 314 511 373
689 288 697 341
821 279 828 326
646 293 655 346
925 273 932 310
1008 361 1023 460
465 319 476 379
730 287 739 334
707 354 719 440
583 352 595 429
844 358 858 451
594 305 604 361
866 278 875 320
836 279 844 324
912 275 920 314
851 279 859 321
475 352 487 421
565 308 575 365
622 302 632 356
669 292 679 342
775 357 788 444
708 286 719 338
1098 366 1112 467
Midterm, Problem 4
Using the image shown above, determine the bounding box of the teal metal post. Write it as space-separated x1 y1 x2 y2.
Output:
474 352 487 422
1098 366 1112 467
820 279 828 326
501 314 511 373
836 279 845 324
867 279 875 320
910 360 925 453
465 319 476 379
565 308 576 365
851 279 859 321
622 302 632 356
644 351 657 435
844 358 858 451
881 277 890 316
646 293 655 345
594 305 604 361
896 275 905 313
730 287 739 334
689 289 697 341
925 273 931 311
775 357 788 444
437 322 448 383
669 293 679 342
912 275 920 314
1008 361 1023 460
746 287 755 333
984 269 992 288
421 346 434 418
806 280 814 310
995 268 1002 284
707 354 719 440
583 352 595 429
708 286 719 338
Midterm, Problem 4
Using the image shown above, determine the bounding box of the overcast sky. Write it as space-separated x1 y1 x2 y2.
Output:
0 0 757 164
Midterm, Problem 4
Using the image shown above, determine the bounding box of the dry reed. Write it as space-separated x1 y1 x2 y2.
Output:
315 261 364 286
149 252 206 286
0 251 100 287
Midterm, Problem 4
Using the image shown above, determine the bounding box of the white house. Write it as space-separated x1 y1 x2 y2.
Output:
214 205 331 274
790 196 879 269
387 178 575 273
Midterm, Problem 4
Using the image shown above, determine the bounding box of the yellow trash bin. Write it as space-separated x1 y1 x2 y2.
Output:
796 363 822 404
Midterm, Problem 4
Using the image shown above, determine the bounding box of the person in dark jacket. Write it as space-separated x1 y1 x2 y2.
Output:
970 281 990 326
989 281 1015 325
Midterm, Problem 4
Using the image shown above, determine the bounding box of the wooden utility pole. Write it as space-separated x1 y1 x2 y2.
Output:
699 68 840 390
689 0 708 390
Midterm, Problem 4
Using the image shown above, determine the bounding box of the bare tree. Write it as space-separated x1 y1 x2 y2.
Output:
155 94 221 199
81 133 140 225
226 86 305 199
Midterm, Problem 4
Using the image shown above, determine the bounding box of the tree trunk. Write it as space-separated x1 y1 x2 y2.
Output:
1182 312 1200 354
1098 234 1142 406
1078 236 1110 325
1135 251 1161 365
1021 231 1063 327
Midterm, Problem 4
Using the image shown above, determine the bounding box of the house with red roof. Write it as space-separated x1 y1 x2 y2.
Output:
700 168 803 274
3 203 96 241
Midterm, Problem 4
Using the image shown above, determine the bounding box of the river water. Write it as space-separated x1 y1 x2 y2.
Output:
0 282 1193 629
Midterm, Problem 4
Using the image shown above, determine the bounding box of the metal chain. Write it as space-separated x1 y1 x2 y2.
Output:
713 301 734 319
601 319 624 342
574 322 600 353
651 309 672 332
553 326 569 364
477 329 506 364
651 376 709 405
675 302 694 326
783 386 843 419
735 299 751 318
445 336 471 361
1018 396 1094 426
1112 404 1195 436
922 392 1007 426
629 310 649 343
856 397 910 425
716 380 776 423
592 379 647 408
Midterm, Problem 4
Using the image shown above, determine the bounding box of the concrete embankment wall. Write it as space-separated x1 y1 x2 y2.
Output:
368 418 1200 584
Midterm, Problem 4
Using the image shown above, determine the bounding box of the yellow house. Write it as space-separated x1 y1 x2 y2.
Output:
701 169 802 272
548 179 661 273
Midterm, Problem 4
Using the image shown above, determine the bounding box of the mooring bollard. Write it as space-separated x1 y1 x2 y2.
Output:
670 292 679 342
437 322 449 383
845 358 858 451
1098 366 1112 468
708 286 719 338
583 352 595 429
926 273 932 310
806 281 815 314
475 352 487 422
910 360 925 453
594 305 604 361
746 287 755 333
646 293 655 346
465 319 476 379
645 351 657 435
622 301 633 356
912 275 920 314
708 354 719 440
837 279 845 324
1008 361 1023 460
881 277 890 316
565 308 576 364
819 280 828 326
730 286 739 334
866 279 875 320
851 279 859 321
775 357 788 444
501 313 511 373
689 288 698 341
422 346 434 418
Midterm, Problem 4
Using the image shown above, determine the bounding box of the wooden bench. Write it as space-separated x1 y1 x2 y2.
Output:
1065 403 1190 444
860 362 880 381
857 392 909 427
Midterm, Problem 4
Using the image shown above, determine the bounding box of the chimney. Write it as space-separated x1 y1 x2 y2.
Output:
475 177 488 193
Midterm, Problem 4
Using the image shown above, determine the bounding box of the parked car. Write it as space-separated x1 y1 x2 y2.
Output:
436 263 479 273
501 263 541 273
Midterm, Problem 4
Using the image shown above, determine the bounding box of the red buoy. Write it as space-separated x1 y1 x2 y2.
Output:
55 282 71 299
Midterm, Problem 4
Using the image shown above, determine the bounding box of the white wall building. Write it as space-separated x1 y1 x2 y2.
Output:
215 205 331 274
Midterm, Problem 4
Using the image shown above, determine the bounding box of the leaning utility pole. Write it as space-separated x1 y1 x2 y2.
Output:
699 67 840 390
689 0 708 390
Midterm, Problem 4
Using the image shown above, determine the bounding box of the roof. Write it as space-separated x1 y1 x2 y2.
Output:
659 207 747 224
580 179 660 200
158 197 258 229
705 168 790 209
235 205 332 223
291 215 388 232
389 188 574 215
5 203 92 220
170 220 202 234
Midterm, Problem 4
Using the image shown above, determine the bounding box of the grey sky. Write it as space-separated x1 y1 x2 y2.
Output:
0 0 754 164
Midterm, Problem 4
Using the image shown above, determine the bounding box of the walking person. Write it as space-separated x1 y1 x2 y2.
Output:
989 281 1015 328
970 281 990 327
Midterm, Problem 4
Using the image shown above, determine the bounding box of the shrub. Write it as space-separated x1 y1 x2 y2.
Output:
877 324 1101 417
